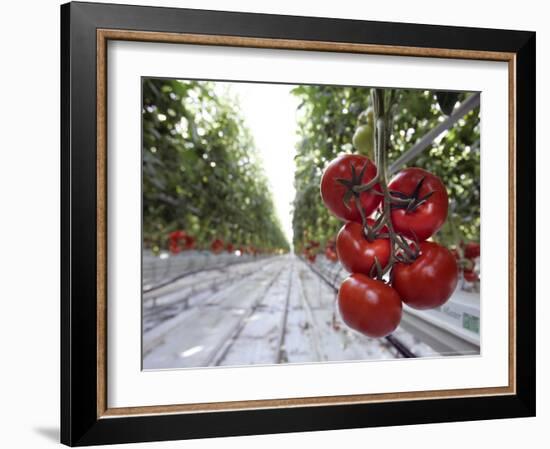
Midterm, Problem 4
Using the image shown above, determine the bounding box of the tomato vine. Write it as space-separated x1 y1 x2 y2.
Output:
318 88 464 337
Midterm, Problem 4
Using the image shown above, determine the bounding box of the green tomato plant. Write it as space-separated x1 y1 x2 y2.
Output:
142 78 289 254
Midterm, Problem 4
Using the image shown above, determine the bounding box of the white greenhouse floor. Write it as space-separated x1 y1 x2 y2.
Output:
142 253 440 370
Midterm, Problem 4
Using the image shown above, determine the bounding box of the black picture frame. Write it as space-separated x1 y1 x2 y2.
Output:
61 1 535 446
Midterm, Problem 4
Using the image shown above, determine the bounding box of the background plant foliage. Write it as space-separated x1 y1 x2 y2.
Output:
291 86 480 252
143 78 289 253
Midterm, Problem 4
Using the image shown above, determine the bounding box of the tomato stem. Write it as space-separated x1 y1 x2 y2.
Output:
354 193 369 230
371 89 396 276
350 89 419 279
374 90 420 277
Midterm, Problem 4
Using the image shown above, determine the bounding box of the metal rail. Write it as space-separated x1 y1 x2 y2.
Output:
388 92 481 174
143 265 260 320
143 255 273 294
143 258 288 358
143 257 282 333
208 266 287 366
294 265 326 362
275 262 295 363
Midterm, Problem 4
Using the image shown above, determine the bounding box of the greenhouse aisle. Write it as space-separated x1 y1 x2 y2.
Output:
142 254 438 370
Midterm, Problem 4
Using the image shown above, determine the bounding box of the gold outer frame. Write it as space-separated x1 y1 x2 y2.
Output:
96 29 516 419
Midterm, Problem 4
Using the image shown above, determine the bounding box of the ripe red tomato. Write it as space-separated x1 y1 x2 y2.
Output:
169 230 185 241
325 247 338 263
307 254 316 263
388 167 448 241
211 239 224 254
169 242 181 255
463 269 479 282
226 243 235 253
338 274 402 338
306 240 320 250
391 241 458 310
182 235 195 250
336 221 390 276
464 242 480 259
168 230 195 251
320 154 381 222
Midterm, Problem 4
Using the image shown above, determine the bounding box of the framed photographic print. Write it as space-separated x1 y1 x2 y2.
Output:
60 1 536 446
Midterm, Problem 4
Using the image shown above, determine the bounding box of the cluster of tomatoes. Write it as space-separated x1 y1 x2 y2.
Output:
168 230 195 254
452 241 480 284
169 231 268 257
324 239 338 263
320 154 459 338
302 240 320 263
209 238 226 254
302 239 338 263
211 239 263 256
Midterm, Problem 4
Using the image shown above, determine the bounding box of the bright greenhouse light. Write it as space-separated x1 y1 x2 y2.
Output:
223 82 300 244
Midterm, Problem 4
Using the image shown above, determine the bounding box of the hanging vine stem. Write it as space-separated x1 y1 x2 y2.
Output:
353 88 419 280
